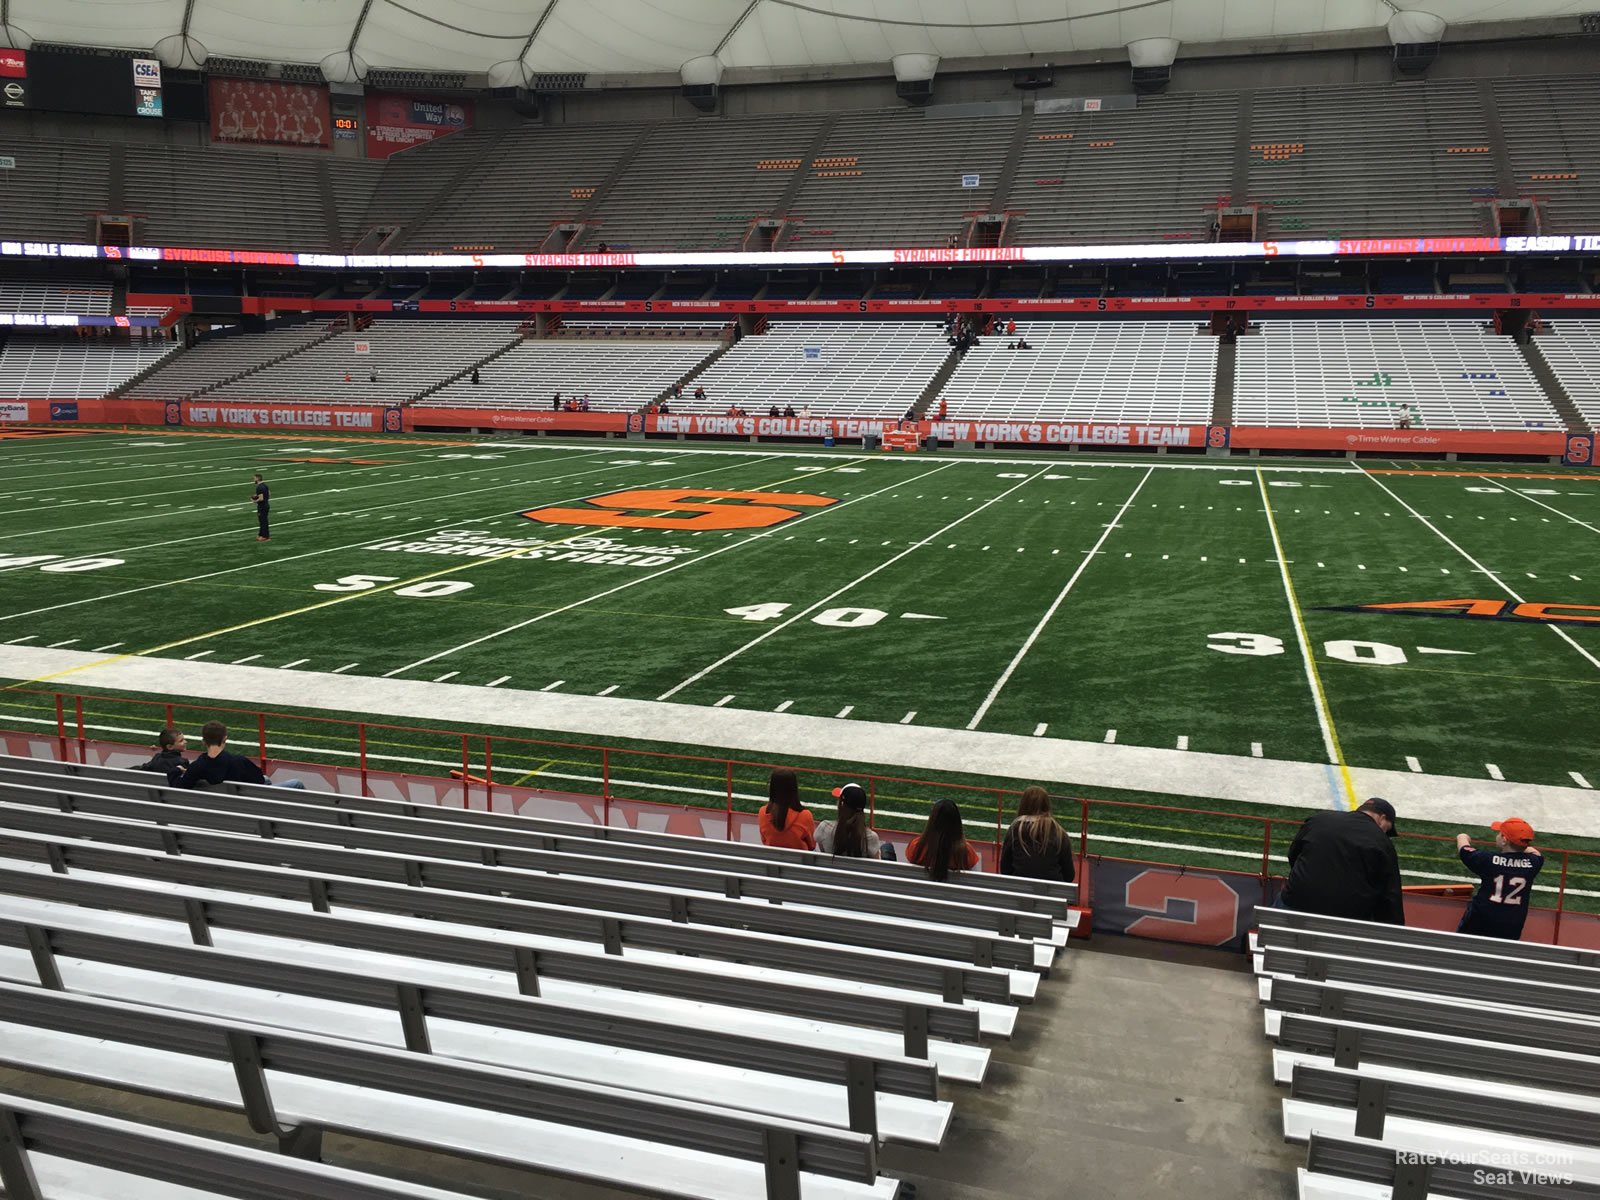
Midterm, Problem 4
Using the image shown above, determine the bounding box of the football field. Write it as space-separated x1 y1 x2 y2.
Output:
2 429 1599 883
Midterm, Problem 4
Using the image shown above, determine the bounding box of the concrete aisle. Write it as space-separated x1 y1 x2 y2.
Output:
880 937 1301 1200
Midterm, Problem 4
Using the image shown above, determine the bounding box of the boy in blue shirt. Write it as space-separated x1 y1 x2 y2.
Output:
1455 817 1542 941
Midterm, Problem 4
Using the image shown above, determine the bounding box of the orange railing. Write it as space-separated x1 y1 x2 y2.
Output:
7 685 1597 939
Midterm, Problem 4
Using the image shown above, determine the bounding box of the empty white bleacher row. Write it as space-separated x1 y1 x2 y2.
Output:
0 277 112 315
0 336 176 399
206 320 523 405
0 751 1074 1200
1537 321 1600 430
1233 320 1561 430
685 322 951 419
128 323 335 401
419 337 717 411
1250 906 1600 1200
938 321 1218 424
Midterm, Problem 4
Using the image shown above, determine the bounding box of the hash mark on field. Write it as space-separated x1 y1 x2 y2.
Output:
47 639 79 648
1573 772 1593 790
1103 729 1117 743
92 643 124 652
232 654 261 664
486 676 510 687
1406 756 1422 773
836 705 855 719
434 671 459 683
184 650 212 660
1573 575 1584 582
1486 763 1504 781
1176 736 1189 750
774 700 793 712
541 680 565 692
1032 723 1048 737
1250 742 1264 758
1317 562 1325 568
900 711 917 724
1398 566 1408 572
333 663 359 673
713 694 735 708
280 658 308 669
596 685 618 696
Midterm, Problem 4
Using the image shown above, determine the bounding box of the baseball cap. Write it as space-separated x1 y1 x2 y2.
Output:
831 783 868 811
1492 817 1535 847
1360 797 1399 837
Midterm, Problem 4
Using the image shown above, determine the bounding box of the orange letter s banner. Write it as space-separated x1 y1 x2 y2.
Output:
521 487 837 531
1121 870 1242 946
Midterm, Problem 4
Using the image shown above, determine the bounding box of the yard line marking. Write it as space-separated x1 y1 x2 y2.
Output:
713 694 735 708
1255 469 1356 808
1405 756 1422 773
232 654 261 665
1493 482 1600 534
1251 742 1264 758
280 658 308 669
1104 729 1117 743
1486 763 1504 781
486 676 511 687
46 639 78 648
774 700 793 712
1572 772 1593 790
541 680 566 692
1356 464 1600 674
900 711 917 724
1176 735 1189 750
965 467 1154 730
434 671 460 683
390 458 950 680
596 685 618 696
1032 723 1048 737
836 705 855 718
332 663 359 673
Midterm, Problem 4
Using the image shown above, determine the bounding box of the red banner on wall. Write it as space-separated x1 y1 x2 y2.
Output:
1230 426 1569 456
0 49 25 78
364 92 473 160
209 78 331 148
180 401 386 431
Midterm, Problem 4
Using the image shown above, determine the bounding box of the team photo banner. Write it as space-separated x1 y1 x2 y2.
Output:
13 233 1600 272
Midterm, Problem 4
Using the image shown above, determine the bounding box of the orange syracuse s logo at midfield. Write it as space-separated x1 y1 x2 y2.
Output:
521 487 837 531
1332 598 1600 627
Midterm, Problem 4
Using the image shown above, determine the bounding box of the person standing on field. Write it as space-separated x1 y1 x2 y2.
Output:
252 473 270 541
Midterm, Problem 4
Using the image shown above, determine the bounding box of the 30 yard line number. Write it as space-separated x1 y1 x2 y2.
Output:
1208 632 1420 666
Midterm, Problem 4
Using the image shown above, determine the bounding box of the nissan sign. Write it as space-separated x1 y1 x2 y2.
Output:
2 80 24 109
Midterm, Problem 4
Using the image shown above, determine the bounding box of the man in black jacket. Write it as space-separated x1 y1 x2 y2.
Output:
1279 798 1405 924
179 721 306 790
136 727 189 786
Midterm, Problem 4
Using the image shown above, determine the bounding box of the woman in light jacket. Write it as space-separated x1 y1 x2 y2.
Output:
814 783 881 858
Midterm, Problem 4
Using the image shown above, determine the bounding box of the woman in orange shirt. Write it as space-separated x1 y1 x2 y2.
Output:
758 769 816 850
907 798 980 881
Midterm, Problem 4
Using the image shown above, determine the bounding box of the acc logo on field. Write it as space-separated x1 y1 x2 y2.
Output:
521 487 836 531
1329 597 1600 627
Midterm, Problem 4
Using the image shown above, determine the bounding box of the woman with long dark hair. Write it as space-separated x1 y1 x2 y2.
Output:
1000 786 1074 881
814 783 882 859
758 768 815 850
907 798 980 881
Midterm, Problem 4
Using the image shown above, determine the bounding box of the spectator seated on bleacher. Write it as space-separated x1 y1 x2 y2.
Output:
135 726 189 787
179 720 306 791
908 799 980 882
815 783 882 859
1277 798 1403 924
758 769 815 850
1000 787 1075 883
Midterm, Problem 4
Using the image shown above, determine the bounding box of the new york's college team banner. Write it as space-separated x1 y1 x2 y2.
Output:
177 401 390 431
209 78 331 147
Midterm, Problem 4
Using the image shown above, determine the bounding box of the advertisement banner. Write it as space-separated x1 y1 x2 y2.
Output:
364 92 474 160
0 401 29 422
48 402 78 422
1089 859 1262 947
0 47 25 109
1566 433 1596 467
180 402 386 431
135 87 163 118
409 408 633 433
209 78 330 147
1230 426 1569 456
